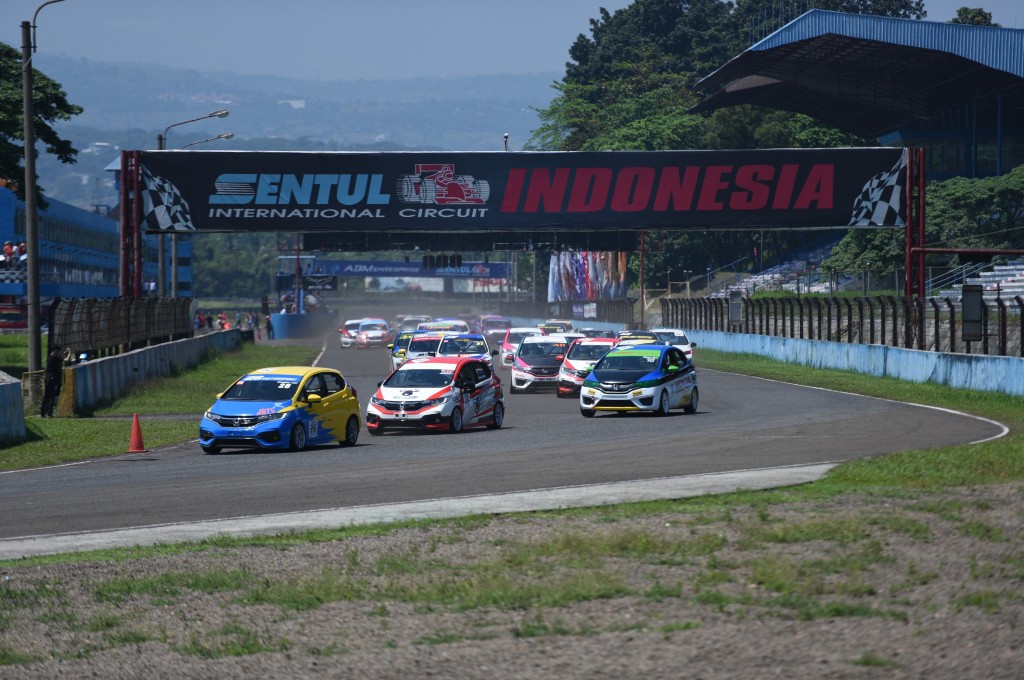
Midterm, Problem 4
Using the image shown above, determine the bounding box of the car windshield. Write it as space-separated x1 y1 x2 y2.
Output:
360 322 388 331
568 343 614 361
221 375 301 401
393 333 414 352
407 337 442 353
344 321 361 331
519 341 567 358
506 331 536 345
385 368 453 388
597 352 661 371
654 331 687 344
482 319 510 331
439 338 488 355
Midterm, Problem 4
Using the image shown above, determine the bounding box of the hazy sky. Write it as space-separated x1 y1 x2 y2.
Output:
3 1 1020 81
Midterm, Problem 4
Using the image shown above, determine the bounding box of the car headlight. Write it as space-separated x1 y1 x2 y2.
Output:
255 411 288 423
421 394 452 406
559 366 574 376
370 396 385 406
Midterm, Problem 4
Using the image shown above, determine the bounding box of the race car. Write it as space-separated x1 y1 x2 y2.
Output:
556 337 619 398
650 327 697 361
615 329 662 347
510 334 570 393
199 366 361 454
354 318 391 349
477 314 512 341
499 327 545 368
402 332 450 363
435 333 498 365
387 329 423 371
338 318 365 348
366 356 505 434
579 344 698 417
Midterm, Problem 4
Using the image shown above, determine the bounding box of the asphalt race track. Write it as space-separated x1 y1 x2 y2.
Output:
0 335 1006 555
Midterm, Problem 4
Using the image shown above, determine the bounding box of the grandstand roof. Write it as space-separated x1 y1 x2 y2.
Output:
691 10 1024 140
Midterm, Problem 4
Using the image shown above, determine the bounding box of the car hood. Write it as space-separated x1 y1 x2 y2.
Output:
209 400 292 416
517 356 563 368
589 369 655 385
564 359 599 372
376 385 452 401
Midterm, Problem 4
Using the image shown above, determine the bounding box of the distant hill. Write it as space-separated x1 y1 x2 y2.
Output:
32 56 561 211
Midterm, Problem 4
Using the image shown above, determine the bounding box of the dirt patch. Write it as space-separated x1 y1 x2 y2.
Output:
2 484 1022 679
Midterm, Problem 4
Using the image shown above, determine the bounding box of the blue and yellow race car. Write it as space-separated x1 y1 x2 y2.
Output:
199 366 361 454
579 344 698 417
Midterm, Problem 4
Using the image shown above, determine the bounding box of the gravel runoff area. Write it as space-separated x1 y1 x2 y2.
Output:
1 483 1022 679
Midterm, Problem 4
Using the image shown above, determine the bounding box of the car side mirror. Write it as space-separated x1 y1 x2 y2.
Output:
667 364 680 372
491 349 498 356
690 342 697 348
387 343 394 350
555 355 565 362
305 393 323 404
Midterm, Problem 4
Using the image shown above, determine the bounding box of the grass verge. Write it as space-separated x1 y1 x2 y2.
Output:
0 342 317 470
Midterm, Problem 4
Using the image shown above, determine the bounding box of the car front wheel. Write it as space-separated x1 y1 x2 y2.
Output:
449 407 464 433
289 423 307 451
201 444 221 455
654 390 670 417
580 408 595 418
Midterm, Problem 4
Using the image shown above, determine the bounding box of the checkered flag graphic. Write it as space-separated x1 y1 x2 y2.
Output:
141 166 195 232
848 154 906 227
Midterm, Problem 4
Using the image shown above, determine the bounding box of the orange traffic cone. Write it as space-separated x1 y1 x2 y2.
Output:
128 413 146 453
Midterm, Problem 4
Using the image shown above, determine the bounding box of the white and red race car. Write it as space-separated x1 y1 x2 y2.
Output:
367 356 505 434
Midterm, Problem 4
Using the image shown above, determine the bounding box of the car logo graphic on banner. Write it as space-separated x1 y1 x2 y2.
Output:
397 163 490 205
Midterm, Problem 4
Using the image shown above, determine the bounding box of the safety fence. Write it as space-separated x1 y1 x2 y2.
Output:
48 296 195 359
662 295 1024 358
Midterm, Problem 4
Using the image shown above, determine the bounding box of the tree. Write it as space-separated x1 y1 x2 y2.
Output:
949 7 999 26
823 166 1024 273
0 41 82 207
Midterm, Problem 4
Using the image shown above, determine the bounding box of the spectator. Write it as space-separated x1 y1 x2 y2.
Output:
265 314 274 340
40 345 69 417
2 241 12 269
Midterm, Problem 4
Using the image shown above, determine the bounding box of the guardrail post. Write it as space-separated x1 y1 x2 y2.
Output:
945 297 957 354
1017 296 1024 358
929 297 941 351
997 297 1007 356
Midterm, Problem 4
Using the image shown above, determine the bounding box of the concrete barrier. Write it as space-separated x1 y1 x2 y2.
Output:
66 329 243 415
270 312 337 340
689 330 1024 397
0 371 26 443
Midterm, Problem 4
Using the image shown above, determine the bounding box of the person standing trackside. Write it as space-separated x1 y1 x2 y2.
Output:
265 314 274 340
40 345 69 417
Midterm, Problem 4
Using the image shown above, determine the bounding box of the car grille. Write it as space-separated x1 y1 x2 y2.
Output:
208 414 262 427
523 367 558 377
377 400 429 412
574 368 590 378
599 382 634 393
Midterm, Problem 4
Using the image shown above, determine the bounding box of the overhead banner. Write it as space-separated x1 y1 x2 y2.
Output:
130 147 907 234
279 260 509 279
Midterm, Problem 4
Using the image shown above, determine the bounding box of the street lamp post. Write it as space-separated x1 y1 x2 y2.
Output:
156 109 229 297
22 0 65 373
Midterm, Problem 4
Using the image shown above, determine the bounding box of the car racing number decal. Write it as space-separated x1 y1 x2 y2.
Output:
309 418 319 438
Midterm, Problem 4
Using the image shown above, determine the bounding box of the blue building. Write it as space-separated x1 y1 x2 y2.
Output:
0 186 167 325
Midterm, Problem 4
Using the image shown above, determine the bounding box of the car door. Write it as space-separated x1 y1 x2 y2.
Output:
454 362 481 424
319 371 353 438
299 373 330 444
663 348 692 407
